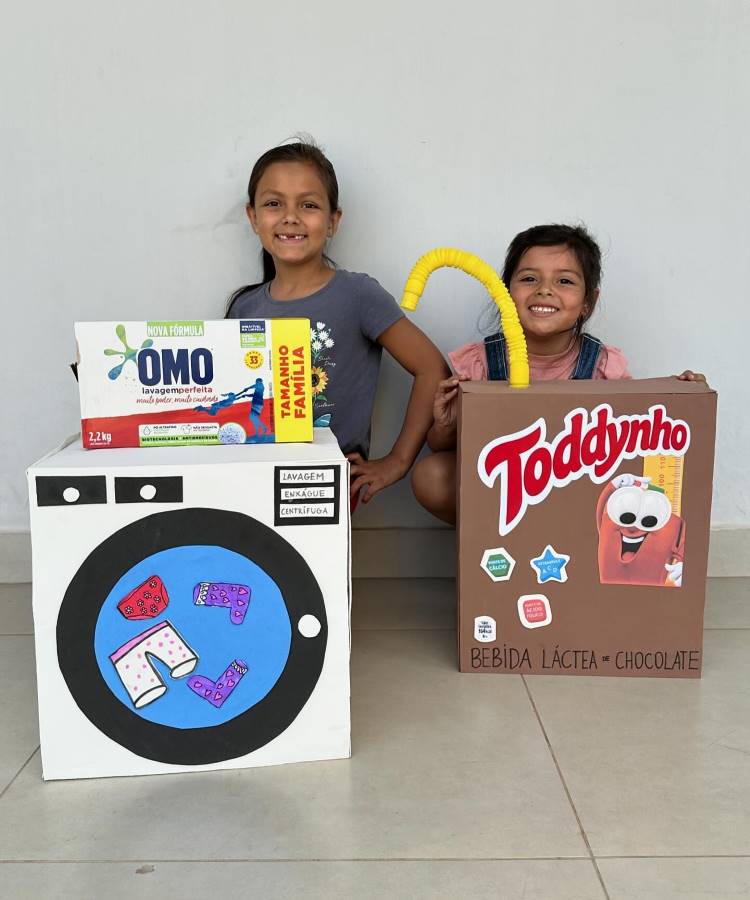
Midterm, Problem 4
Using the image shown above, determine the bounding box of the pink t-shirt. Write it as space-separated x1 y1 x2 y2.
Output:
449 338 631 381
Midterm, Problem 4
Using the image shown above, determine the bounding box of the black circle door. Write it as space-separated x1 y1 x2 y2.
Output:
57 507 327 765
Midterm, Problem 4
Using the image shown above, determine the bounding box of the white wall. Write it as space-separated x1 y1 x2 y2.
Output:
2 0 748 534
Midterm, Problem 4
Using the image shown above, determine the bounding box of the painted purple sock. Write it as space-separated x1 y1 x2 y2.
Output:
229 592 250 626
187 659 248 709
193 582 251 625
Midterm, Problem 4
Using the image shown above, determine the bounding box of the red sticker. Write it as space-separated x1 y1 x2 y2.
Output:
517 594 552 629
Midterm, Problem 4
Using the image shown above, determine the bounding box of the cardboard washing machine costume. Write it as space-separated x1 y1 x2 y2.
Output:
401 249 716 678
28 319 350 781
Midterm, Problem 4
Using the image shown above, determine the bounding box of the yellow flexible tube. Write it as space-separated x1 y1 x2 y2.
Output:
401 248 529 388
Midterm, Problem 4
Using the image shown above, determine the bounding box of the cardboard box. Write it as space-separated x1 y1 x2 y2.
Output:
27 429 350 779
458 378 716 678
76 319 312 448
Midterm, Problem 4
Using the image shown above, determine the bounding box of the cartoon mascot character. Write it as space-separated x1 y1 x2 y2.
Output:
596 474 685 587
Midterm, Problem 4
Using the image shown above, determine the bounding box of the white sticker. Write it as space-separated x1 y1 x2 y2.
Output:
474 615 497 642
278 503 335 518
280 485 336 501
517 595 552 629
278 468 335 484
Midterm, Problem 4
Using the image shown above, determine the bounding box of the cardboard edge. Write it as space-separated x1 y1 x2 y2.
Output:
26 433 81 473
456 388 465 670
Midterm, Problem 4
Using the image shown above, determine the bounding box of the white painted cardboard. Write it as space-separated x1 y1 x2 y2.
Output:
27 429 350 780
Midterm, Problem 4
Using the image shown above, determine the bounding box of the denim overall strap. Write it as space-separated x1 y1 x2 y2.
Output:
483 333 509 381
570 333 604 380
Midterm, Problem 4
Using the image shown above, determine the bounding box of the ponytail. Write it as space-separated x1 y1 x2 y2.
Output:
261 249 276 283
225 249 276 318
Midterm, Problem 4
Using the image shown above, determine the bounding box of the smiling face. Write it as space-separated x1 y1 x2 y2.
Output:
247 161 341 271
606 484 673 560
508 244 595 344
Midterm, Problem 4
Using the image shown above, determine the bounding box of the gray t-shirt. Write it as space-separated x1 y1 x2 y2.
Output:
228 269 404 457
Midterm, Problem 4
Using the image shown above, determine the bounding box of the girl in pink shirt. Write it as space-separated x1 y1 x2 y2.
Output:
411 223 703 524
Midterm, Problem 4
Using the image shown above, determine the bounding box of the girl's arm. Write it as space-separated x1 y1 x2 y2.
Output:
348 318 450 504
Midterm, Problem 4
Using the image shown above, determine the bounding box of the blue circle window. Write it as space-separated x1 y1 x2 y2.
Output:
94 545 292 728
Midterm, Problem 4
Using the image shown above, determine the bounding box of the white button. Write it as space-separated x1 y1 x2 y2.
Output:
139 484 157 501
298 614 321 638
62 487 80 503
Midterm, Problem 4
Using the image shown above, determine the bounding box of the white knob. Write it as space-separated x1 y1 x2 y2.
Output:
298 614 321 638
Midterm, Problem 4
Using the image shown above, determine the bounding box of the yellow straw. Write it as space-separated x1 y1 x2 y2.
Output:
401 248 529 388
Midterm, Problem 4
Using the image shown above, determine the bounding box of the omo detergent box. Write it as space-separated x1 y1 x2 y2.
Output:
458 378 716 678
76 320 312 449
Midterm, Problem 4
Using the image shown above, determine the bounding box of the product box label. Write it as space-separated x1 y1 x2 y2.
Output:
76 319 313 449
457 378 717 679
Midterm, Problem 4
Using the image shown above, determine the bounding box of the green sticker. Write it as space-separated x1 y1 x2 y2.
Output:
481 548 516 582
240 333 266 348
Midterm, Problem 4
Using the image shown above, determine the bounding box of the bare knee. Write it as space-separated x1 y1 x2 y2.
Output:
412 452 452 501
411 452 456 525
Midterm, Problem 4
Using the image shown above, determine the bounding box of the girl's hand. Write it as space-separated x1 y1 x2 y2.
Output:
433 376 468 431
676 370 707 382
347 452 410 504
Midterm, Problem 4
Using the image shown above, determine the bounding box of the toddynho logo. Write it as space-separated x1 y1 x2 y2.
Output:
104 324 153 381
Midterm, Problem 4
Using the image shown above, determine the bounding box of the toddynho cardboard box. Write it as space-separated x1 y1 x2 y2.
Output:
76 319 312 448
457 378 716 678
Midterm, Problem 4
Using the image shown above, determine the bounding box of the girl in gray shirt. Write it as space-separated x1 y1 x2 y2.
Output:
227 140 448 509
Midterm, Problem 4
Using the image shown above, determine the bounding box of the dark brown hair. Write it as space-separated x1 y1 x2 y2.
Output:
502 223 602 324
227 140 339 316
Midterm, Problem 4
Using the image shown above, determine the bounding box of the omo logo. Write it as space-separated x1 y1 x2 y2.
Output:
103 325 213 386
137 347 213 386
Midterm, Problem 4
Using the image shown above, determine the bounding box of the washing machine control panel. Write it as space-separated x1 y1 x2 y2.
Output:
114 476 183 504
35 475 185 506
35 475 107 507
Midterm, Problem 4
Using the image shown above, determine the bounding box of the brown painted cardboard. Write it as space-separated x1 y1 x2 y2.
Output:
457 378 716 678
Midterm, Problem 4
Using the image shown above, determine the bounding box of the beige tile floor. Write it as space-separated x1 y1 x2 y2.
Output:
0 578 748 899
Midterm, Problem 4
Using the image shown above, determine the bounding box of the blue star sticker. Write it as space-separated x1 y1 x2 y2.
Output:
530 545 570 584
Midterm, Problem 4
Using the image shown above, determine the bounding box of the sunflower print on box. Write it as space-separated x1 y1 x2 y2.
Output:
310 321 334 428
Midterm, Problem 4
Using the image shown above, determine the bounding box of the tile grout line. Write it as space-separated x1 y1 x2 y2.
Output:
704 627 750 631
2 853 750 864
0 746 40 804
0 856 594 864
521 675 612 900
595 853 750 860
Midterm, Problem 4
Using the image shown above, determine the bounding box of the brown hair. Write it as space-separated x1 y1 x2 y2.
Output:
502 223 602 323
227 139 339 315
